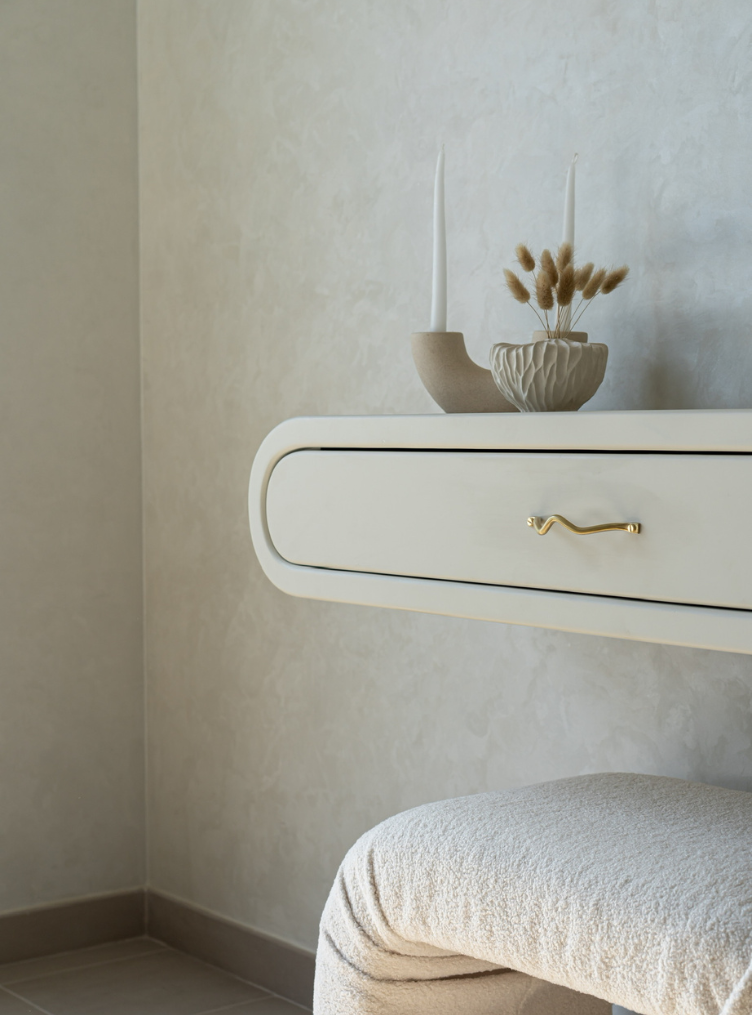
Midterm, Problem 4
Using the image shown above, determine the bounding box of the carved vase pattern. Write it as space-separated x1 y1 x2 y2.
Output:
490 337 608 412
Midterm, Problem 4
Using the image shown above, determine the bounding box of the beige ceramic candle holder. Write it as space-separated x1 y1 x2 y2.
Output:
411 332 517 413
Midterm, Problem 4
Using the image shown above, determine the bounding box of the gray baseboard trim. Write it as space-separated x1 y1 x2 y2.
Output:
146 890 315 1009
0 889 146 964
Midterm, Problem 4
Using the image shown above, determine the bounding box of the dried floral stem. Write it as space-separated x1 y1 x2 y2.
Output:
504 269 530 303
504 244 629 339
556 264 576 307
540 249 558 286
574 262 594 290
581 267 606 300
601 265 629 293
556 242 573 272
570 294 601 329
535 272 555 311
531 306 549 330
515 244 535 272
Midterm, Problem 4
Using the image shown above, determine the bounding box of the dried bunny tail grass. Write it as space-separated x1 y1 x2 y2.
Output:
574 262 594 291
504 269 531 303
556 263 576 306
540 249 558 285
536 272 554 310
515 244 536 272
601 265 630 294
556 242 573 271
582 267 607 300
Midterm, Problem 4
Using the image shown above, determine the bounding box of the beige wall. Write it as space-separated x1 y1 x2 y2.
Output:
139 1 752 950
0 1 144 911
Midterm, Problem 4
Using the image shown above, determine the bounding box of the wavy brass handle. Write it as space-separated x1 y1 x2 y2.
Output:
527 514 640 536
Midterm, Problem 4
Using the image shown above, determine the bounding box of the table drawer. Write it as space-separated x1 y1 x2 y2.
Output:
266 450 752 610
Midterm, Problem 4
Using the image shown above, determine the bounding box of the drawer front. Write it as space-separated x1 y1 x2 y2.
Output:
266 450 752 610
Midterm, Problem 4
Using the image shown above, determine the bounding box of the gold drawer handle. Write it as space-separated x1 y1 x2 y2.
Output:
527 514 641 536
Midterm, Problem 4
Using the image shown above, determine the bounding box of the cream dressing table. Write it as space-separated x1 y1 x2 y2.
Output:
249 411 752 655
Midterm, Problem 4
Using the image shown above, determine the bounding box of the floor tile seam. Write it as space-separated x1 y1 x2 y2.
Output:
0 934 150 969
0 937 159 981
265 993 313 1013
0 942 168 987
152 941 312 1011
194 1000 311 1015
192 998 274 1015
0 983 57 1015
154 941 276 998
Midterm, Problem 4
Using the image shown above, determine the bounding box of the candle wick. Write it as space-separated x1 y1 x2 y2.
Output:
572 152 579 164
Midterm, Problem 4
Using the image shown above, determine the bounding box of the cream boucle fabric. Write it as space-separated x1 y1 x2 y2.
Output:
314 774 752 1015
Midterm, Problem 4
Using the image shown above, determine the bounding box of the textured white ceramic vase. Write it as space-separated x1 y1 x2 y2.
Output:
490 334 608 412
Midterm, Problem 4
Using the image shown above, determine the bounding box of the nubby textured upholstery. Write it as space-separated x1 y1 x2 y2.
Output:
314 774 752 1015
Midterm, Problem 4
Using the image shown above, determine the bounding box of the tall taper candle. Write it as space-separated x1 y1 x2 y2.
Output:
430 146 447 332
560 152 577 333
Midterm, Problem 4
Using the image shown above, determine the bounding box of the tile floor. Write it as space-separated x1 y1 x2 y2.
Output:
0 938 310 1015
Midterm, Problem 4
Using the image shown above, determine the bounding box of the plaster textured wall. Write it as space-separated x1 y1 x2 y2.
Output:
0 1 144 910
139 0 752 949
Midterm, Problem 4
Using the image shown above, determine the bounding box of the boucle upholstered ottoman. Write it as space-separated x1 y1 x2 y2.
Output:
314 774 752 1015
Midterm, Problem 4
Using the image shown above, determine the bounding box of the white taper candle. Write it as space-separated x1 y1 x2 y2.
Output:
560 153 577 333
430 146 447 332
563 152 577 248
